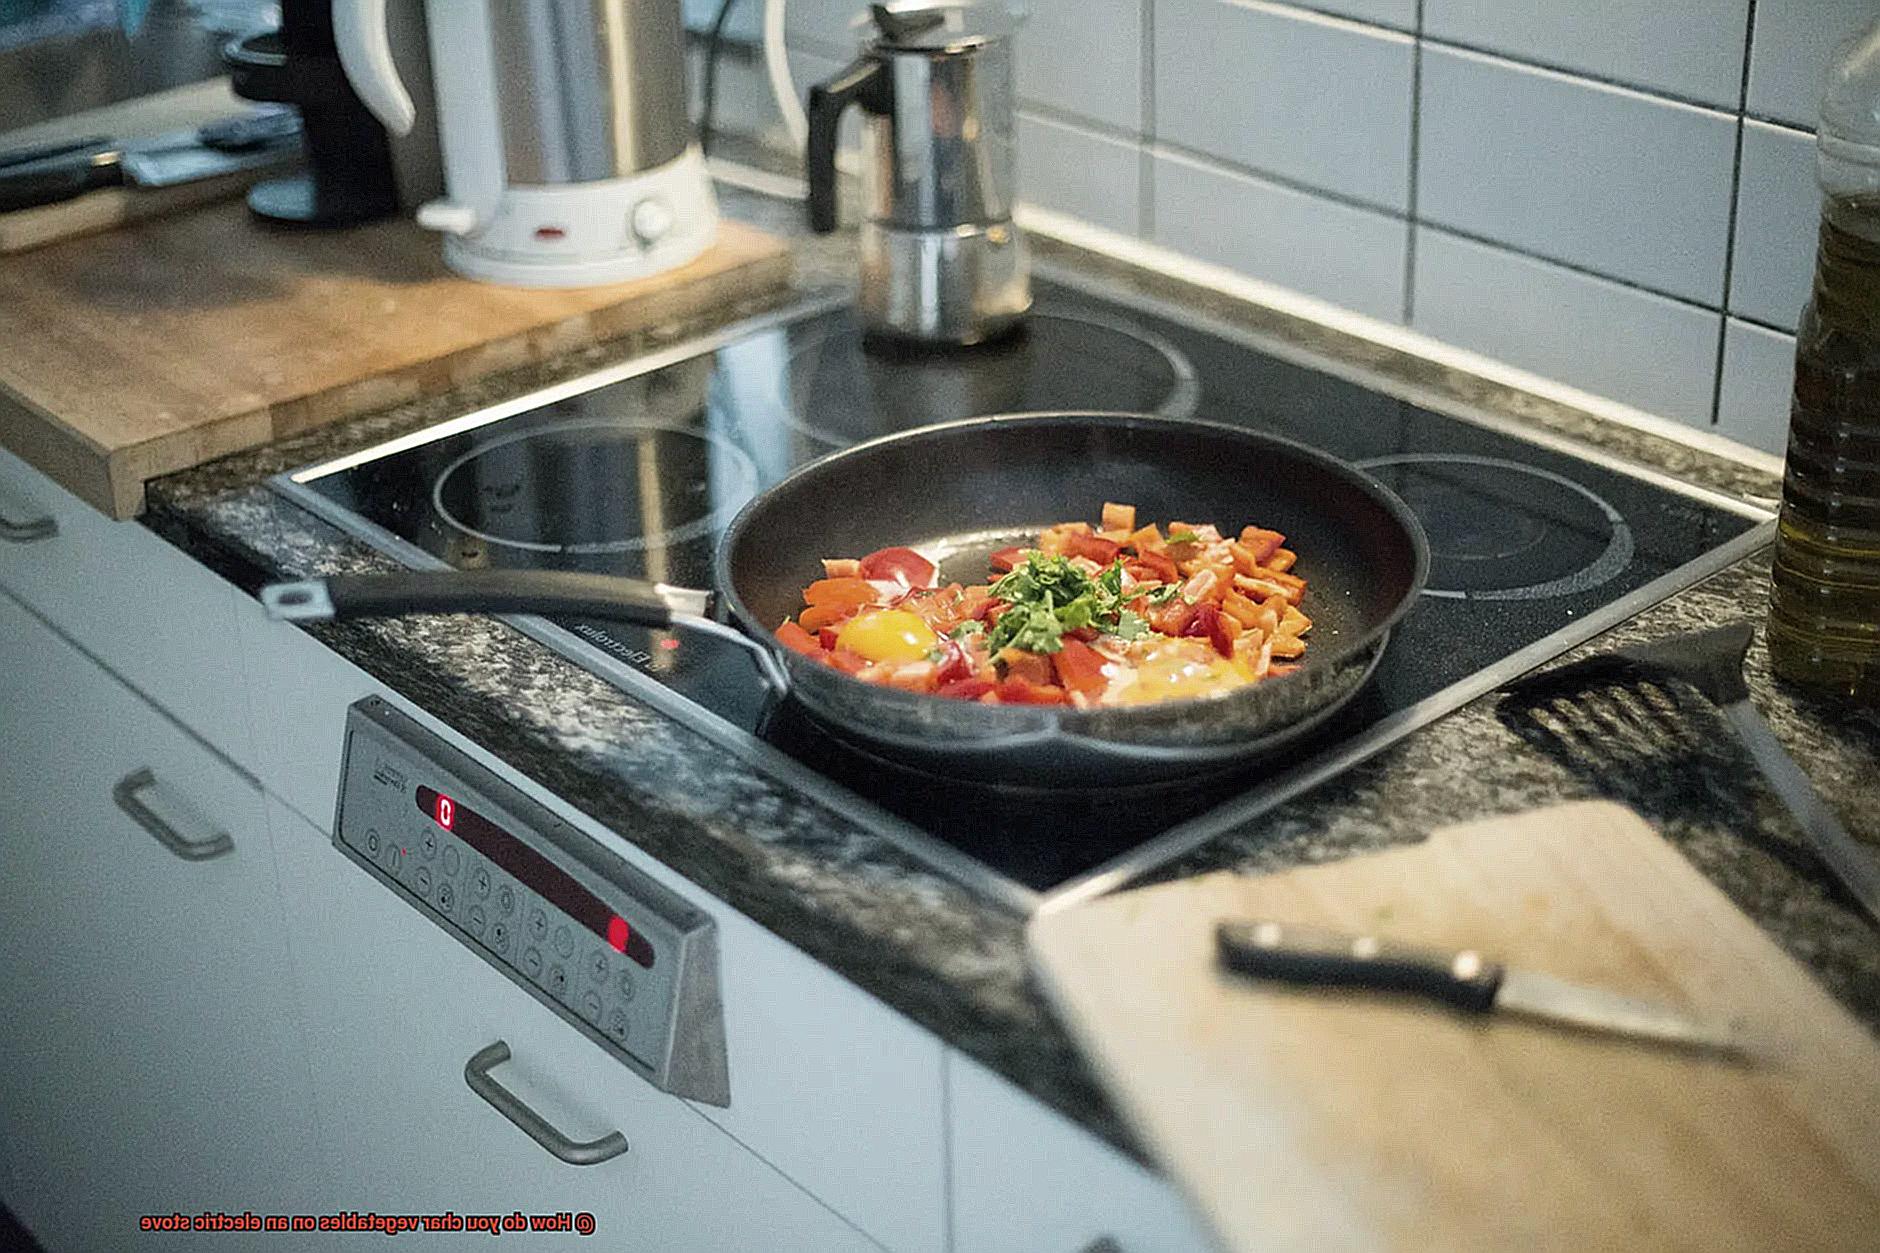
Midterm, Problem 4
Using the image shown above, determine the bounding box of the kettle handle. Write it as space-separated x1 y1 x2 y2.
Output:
333 0 418 136
805 56 887 233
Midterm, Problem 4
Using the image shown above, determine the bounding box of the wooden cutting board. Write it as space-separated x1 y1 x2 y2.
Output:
0 201 791 517
1028 801 1880 1252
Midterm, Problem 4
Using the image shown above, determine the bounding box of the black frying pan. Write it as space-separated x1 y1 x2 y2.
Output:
262 412 1428 786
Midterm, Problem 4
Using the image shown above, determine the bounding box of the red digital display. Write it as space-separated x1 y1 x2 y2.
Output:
416 786 654 968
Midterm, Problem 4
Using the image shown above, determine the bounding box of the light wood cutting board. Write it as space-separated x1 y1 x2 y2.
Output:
1028 801 1880 1252
0 201 791 517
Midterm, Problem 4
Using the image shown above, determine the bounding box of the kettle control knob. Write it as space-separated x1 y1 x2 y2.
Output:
630 198 674 246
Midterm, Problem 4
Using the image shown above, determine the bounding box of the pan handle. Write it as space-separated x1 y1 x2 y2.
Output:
258 570 791 694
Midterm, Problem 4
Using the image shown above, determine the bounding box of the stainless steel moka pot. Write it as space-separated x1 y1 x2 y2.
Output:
807 1 1030 344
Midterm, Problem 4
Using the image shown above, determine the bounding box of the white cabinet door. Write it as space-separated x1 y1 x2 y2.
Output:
949 1052 1220 1253
0 591 324 1253
268 798 878 1253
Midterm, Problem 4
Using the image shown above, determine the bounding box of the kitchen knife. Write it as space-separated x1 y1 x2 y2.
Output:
1216 919 1748 1058
0 109 303 214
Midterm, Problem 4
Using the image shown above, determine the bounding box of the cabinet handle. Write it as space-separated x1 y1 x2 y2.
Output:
464 1040 629 1166
112 768 235 861
0 481 56 543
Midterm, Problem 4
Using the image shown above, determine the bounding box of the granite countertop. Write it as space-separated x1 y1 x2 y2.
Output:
141 179 1880 1149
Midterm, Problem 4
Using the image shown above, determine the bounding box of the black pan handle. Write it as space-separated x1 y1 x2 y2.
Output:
257 571 792 695
0 147 123 213
261 570 705 627
1216 920 1505 1013
806 54 887 233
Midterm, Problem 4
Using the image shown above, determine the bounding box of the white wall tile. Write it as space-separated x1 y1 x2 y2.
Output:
1716 319 1798 455
1154 0 1414 211
1731 120 1821 332
784 0 868 53
1017 112 1142 234
1296 0 1416 30
1411 227 1722 426
1424 0 1749 107
1015 0 1144 133
1748 0 1876 128
1151 149 1409 322
1418 46 1737 305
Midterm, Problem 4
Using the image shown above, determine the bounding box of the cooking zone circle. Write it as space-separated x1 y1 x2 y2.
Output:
1354 454 1633 601
783 309 1202 449
432 421 759 554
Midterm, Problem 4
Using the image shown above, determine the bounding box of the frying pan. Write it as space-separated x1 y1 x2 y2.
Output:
261 412 1428 786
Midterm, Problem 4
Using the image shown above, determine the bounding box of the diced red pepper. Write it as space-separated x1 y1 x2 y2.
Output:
775 620 823 657
859 545 936 587
799 602 858 633
934 640 977 684
818 627 841 651
993 676 1068 705
936 676 996 701
988 546 1026 573
824 649 868 675
1181 602 1235 658
1238 527 1286 565
1065 533 1122 565
1050 637 1109 700
1127 551 1180 584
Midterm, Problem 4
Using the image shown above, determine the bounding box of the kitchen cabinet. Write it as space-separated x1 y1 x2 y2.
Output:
266 797 877 1253
948 1052 1218 1253
0 445 257 773
0 590 323 1252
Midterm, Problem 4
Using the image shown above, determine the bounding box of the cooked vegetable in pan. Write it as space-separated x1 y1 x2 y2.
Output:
773 502 1311 707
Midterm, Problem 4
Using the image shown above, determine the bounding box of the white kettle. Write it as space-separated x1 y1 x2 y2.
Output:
332 0 718 287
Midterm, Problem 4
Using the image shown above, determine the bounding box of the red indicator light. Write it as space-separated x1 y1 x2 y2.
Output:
434 794 455 830
533 225 567 241
606 916 630 953
658 638 681 651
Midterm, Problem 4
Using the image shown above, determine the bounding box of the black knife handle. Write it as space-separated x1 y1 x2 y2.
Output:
0 149 122 213
1216 921 1505 1013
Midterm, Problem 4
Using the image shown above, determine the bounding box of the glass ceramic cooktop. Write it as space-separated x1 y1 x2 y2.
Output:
276 276 1772 905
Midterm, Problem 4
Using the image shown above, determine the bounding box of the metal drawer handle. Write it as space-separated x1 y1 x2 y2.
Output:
112 768 235 861
0 481 56 543
464 1040 628 1166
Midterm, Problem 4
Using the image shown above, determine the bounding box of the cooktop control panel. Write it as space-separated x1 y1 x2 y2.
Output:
333 698 729 1106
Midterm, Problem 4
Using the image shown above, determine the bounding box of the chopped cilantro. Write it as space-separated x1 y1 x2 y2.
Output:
985 554 1156 654
1166 530 1201 545
948 621 984 638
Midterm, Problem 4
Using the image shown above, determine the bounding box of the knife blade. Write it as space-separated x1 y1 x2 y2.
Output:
0 111 302 214
1216 920 1748 1058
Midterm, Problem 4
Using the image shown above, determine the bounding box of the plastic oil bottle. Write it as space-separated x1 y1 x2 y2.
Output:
1768 19 1880 700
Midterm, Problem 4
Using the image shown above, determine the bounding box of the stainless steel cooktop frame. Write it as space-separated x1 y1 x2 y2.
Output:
272 268 1776 919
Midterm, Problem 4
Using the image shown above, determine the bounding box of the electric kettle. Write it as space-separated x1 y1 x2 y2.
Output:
807 0 1030 344
332 0 717 287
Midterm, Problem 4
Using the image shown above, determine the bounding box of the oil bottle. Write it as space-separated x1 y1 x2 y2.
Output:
1768 19 1880 700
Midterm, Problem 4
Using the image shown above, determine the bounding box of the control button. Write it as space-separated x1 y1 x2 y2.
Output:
617 973 635 1002
442 846 461 876
553 925 574 958
421 830 437 859
547 965 568 996
490 921 510 953
363 828 381 857
391 844 407 871
522 947 543 977
581 992 603 1022
630 197 673 245
473 867 492 899
414 866 432 896
588 951 609 984
465 905 486 937
435 881 455 913
496 885 515 915
606 1009 630 1041
528 908 548 940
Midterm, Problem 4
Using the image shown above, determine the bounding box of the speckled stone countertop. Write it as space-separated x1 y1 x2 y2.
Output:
141 179 1880 1150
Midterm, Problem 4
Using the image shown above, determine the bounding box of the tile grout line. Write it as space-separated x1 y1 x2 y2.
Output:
1401 0 1426 326
1711 0 1760 428
1139 0 1158 241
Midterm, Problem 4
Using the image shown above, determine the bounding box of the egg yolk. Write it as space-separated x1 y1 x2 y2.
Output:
1106 640 1254 705
835 609 939 663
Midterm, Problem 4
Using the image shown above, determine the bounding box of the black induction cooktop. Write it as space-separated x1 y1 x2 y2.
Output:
275 274 1771 906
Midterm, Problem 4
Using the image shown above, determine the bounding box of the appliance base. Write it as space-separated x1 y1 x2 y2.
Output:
859 218 1032 344
441 147 720 288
